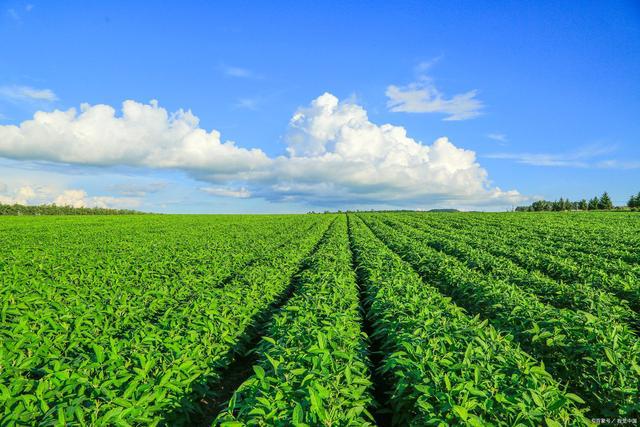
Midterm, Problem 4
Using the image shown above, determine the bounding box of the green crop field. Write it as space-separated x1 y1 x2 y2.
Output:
1 212 639 426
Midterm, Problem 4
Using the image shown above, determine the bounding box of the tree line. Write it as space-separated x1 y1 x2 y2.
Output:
628 192 640 208
516 191 640 212
0 203 144 216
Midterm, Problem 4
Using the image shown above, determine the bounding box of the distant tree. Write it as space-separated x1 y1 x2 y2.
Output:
598 192 613 210
553 197 572 211
0 202 143 216
531 200 551 211
629 192 640 208
515 192 626 212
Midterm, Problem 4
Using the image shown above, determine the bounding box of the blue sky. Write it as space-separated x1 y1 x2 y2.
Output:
1 0 639 212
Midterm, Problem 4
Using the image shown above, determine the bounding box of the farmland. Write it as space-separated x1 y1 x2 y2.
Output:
1 212 639 426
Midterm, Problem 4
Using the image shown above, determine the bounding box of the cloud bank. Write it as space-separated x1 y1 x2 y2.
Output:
264 93 518 205
0 99 270 173
0 94 522 208
0 183 140 208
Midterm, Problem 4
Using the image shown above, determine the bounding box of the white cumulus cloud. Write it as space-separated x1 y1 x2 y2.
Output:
0 182 141 208
254 93 518 205
53 189 88 208
0 94 521 208
53 189 141 209
0 185 41 205
0 99 270 173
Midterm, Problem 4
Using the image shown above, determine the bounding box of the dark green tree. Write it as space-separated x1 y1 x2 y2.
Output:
598 192 613 210
578 199 588 210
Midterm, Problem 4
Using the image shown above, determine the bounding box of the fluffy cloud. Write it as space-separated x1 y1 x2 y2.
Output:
0 100 270 173
0 183 140 208
256 93 518 205
53 189 141 209
0 185 40 205
0 85 57 102
0 94 522 208
52 189 87 208
386 76 483 121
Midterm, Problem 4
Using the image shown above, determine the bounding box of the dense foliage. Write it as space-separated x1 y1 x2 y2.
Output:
1 212 638 425
515 191 622 211
1 215 333 425
348 215 589 426
0 202 143 215
217 216 375 426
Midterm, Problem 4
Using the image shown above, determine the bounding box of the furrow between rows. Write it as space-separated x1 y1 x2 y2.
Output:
348 214 589 426
359 213 640 417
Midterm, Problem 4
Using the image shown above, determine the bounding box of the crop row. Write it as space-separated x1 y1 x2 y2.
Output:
359 213 640 417
0 215 334 425
406 212 640 265
383 214 637 328
1 216 323 372
405 212 640 272
216 215 375 426
491 218 637 264
348 215 589 426
399 213 640 313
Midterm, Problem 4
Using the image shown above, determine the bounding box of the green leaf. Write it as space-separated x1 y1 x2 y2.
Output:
604 348 616 364
443 374 451 391
531 392 545 408
253 365 265 380
293 403 304 424
261 336 277 346
565 393 585 404
545 418 563 427
452 405 468 421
